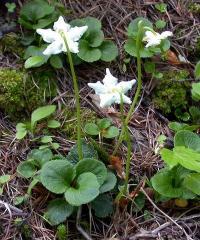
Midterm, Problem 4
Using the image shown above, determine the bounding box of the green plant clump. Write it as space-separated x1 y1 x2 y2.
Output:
189 3 200 14
0 68 56 120
152 70 190 114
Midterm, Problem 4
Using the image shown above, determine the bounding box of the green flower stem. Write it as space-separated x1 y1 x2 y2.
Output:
63 35 83 160
113 21 143 156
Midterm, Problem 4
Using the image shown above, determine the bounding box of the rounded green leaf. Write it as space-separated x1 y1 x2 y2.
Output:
45 198 74 225
100 171 117 193
0 175 11 184
195 61 200 79
41 136 53 143
175 130 200 153
41 160 75 194
78 40 101 62
75 158 107 185
88 30 104 48
183 173 200 195
91 194 113 218
16 123 27 140
64 172 100 206
47 120 61 128
27 148 53 167
49 55 63 69
124 39 153 58
100 40 118 62
25 56 46 69
17 161 37 178
97 118 111 130
127 17 153 37
103 126 119 139
83 17 102 32
155 20 167 29
84 123 99 136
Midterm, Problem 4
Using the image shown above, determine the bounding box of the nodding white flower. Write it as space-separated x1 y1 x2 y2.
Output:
36 16 88 55
88 68 136 108
143 30 173 48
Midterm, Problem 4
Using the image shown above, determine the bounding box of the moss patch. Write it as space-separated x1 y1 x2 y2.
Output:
152 69 190 115
0 68 57 120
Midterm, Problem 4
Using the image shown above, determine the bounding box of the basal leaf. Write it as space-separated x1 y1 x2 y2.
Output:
64 172 100 206
102 126 119 139
194 61 200 79
25 56 46 69
183 173 200 195
127 17 153 37
91 194 113 218
100 171 117 193
41 160 75 194
78 40 101 62
75 158 107 185
191 82 200 101
17 161 37 178
16 123 27 140
31 105 56 129
100 40 118 62
87 30 104 48
27 148 53 167
47 120 61 128
160 148 178 168
45 198 74 225
49 55 63 69
97 118 111 130
84 123 99 136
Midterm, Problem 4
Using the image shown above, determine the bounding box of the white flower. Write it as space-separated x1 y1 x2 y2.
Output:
36 16 88 55
88 68 136 108
143 30 173 48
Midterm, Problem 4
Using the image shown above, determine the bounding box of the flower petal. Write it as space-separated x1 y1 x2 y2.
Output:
116 79 136 94
99 94 115 108
88 81 107 94
36 29 59 43
43 40 63 55
160 31 173 39
121 94 132 104
65 38 79 53
68 26 88 41
102 68 118 87
53 16 71 32
143 31 156 42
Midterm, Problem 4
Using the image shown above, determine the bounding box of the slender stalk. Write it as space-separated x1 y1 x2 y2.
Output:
63 35 83 160
112 21 143 156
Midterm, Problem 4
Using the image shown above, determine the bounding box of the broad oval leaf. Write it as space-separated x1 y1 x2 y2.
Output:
183 173 200 195
17 161 37 178
49 55 63 69
195 61 200 79
100 40 118 62
64 172 100 206
127 17 153 37
175 130 200 152
16 123 27 140
25 56 46 69
45 198 74 225
84 123 99 136
88 30 104 48
75 158 107 185
100 171 117 193
160 148 178 168
91 194 113 218
31 105 56 129
47 120 61 128
78 40 101 62
27 148 53 168
41 160 75 194
102 126 119 139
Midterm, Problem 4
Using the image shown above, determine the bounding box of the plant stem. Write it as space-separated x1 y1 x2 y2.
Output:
63 35 83 160
112 21 143 156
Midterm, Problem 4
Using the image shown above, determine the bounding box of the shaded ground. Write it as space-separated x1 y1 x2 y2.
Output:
1 0 200 239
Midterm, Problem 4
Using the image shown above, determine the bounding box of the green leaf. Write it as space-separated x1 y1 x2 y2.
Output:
25 56 46 69
66 140 98 165
155 19 167 29
151 166 194 199
32 18 54 29
189 106 200 124
144 61 155 73
124 39 153 58
27 148 53 167
16 123 27 140
174 130 200 153
17 161 37 178
0 175 11 184
195 61 200 79
84 123 99 136
100 171 117 193
49 55 63 69
75 158 107 185
91 194 113 218
155 3 167 13
100 40 118 62
183 173 200 195
45 199 74 225
191 82 200 101
13 196 26 206
24 45 49 60
78 40 101 62
161 148 178 168
64 172 100 206
41 136 53 143
6 3 16 13
41 160 75 194
127 17 153 37
51 142 60 150
20 0 54 22
83 17 102 32
87 30 104 48
169 122 199 132
102 126 119 138
97 118 111 129
31 105 56 129
47 120 61 128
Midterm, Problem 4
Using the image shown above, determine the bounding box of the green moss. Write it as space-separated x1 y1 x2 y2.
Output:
0 33 25 57
189 3 200 13
152 70 190 114
63 107 97 140
0 68 57 120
